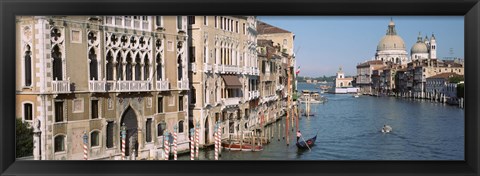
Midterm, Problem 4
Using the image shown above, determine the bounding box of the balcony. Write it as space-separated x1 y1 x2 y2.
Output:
223 65 238 74
116 80 151 92
156 79 170 91
89 80 106 92
177 78 189 90
189 63 196 73
51 78 71 94
222 97 241 106
263 95 277 102
203 64 212 73
253 90 259 98
105 81 117 92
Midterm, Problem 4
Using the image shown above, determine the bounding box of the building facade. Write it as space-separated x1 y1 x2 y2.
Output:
188 16 259 146
16 16 190 160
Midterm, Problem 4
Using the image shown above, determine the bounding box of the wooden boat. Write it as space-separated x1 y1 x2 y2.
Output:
296 135 317 149
221 143 263 151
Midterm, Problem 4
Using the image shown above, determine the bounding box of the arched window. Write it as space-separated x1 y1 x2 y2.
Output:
24 45 32 86
116 53 123 80
126 53 133 80
54 135 65 152
177 55 183 80
135 54 141 80
90 131 100 147
106 121 114 148
146 119 152 142
52 45 63 80
89 48 98 80
106 51 114 80
144 55 150 80
191 87 196 104
340 82 344 87
157 123 164 136
178 120 184 133
156 54 162 80
23 103 33 121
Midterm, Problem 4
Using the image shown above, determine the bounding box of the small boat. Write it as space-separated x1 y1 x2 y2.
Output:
381 125 392 133
296 135 317 149
221 143 263 151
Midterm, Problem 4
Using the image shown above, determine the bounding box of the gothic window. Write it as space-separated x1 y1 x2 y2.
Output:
24 45 32 86
144 55 150 80
54 101 64 122
89 48 98 80
106 52 114 80
54 135 65 152
156 54 162 80
146 119 152 142
178 120 184 133
135 54 141 80
52 45 63 81
106 121 114 148
116 53 123 80
177 56 183 80
126 53 133 80
23 103 33 121
189 46 195 62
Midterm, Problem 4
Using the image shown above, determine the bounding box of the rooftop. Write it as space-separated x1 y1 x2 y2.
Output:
257 21 292 34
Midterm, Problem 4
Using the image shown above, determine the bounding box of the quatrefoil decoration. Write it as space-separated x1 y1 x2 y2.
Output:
50 28 64 43
120 35 129 47
155 39 162 50
111 34 119 47
87 31 99 46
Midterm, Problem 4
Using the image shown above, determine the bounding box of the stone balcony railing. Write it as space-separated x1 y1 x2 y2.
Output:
89 80 106 92
204 64 212 73
105 81 117 92
223 65 239 73
51 78 70 94
177 78 189 90
116 80 151 92
214 64 219 73
156 79 170 91
276 85 284 91
263 95 277 102
253 90 259 98
222 97 241 106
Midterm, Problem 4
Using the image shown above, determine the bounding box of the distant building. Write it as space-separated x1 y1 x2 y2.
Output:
334 67 357 94
375 19 409 65
356 60 384 94
425 73 462 102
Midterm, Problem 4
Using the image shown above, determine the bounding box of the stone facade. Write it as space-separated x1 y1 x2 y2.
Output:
16 16 190 160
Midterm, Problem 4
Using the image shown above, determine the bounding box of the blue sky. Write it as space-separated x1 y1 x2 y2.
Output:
257 16 464 77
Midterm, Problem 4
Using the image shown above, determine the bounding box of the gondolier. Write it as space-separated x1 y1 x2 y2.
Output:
296 130 302 142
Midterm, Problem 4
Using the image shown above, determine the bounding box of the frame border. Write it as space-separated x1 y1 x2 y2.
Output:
1 0 479 176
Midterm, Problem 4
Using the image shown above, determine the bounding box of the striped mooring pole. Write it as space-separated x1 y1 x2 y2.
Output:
82 132 88 160
121 124 126 160
195 121 200 158
217 121 222 156
173 126 178 160
164 132 170 160
190 128 195 160
214 123 219 160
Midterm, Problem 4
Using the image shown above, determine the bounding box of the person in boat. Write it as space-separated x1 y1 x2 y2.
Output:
297 130 302 142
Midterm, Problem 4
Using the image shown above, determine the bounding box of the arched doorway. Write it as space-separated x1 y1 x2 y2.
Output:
204 118 209 144
120 106 138 156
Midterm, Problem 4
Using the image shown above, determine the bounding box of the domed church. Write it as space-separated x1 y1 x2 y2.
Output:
375 19 409 65
411 32 437 60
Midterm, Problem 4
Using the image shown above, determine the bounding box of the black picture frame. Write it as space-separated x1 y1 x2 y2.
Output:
1 0 479 176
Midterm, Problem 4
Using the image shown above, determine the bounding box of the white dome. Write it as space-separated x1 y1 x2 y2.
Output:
411 42 428 54
377 35 406 51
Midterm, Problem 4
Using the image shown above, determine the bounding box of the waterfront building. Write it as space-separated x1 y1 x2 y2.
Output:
375 19 409 65
187 16 259 146
356 60 385 94
16 16 190 160
257 21 297 93
334 67 358 94
425 73 462 102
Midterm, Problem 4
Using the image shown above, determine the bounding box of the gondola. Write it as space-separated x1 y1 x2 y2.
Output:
296 135 317 149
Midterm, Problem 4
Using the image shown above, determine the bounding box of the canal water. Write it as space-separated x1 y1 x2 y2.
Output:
179 83 464 160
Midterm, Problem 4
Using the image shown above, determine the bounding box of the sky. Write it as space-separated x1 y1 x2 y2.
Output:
257 16 464 77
